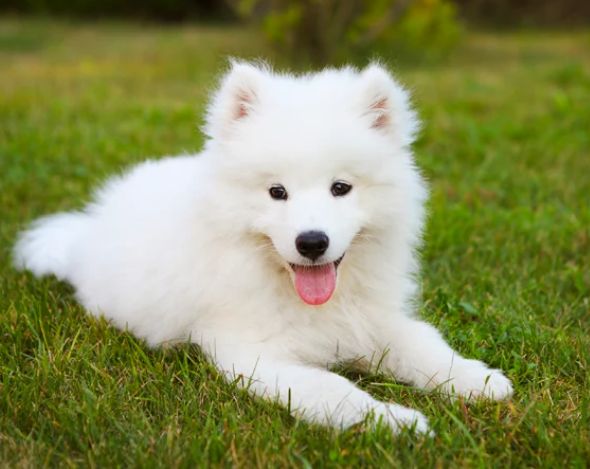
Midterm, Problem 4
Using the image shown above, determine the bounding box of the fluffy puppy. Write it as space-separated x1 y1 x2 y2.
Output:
15 61 513 434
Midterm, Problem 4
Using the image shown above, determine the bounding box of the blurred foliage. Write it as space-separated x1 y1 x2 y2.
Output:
456 0 590 26
2 0 587 65
230 0 462 65
0 0 233 21
2 0 588 26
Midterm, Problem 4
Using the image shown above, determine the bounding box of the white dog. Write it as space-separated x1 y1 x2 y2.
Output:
14 61 512 434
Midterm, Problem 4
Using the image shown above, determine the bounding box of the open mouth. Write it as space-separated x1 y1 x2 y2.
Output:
288 255 344 306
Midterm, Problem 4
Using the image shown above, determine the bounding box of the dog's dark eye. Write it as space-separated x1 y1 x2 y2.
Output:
269 184 288 200
331 181 352 197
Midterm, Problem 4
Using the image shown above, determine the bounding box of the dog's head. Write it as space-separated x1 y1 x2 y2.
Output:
204 61 426 306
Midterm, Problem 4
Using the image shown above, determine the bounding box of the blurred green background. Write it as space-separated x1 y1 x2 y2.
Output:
1 1 589 467
2 0 590 64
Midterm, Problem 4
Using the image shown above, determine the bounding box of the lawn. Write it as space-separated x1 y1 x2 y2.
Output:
1 18 589 467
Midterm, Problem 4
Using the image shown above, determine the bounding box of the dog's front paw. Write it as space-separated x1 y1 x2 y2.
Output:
374 403 431 435
445 359 513 400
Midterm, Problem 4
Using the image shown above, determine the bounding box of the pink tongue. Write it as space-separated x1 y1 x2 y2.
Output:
293 263 337 305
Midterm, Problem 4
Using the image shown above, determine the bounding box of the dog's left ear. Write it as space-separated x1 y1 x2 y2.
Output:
204 60 267 141
359 63 419 147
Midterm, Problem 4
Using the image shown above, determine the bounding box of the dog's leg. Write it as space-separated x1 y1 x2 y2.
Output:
209 346 430 434
376 315 513 400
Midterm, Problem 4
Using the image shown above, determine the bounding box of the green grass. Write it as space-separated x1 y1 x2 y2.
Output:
1 18 589 467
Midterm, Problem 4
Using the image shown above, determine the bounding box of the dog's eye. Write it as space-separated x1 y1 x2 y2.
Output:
331 181 352 197
269 184 288 200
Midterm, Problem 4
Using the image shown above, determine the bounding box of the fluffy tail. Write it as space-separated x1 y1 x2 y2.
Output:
14 211 89 281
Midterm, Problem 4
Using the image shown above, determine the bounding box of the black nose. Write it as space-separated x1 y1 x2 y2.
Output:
295 231 329 261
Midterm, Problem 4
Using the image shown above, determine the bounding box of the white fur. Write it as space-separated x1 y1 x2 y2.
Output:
14 61 512 435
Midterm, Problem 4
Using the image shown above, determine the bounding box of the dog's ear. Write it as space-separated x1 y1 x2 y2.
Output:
204 60 267 140
359 63 419 147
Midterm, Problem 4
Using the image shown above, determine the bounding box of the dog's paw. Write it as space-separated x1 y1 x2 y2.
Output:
374 403 431 435
444 359 513 400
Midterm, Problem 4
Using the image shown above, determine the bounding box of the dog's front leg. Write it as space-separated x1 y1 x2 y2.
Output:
376 315 513 400
209 345 430 434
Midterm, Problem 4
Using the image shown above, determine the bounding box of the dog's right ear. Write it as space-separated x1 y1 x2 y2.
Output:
204 60 266 140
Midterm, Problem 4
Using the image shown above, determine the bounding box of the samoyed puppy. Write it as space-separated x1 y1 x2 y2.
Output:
14 61 512 434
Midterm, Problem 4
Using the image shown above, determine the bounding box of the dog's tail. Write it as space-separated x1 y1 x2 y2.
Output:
14 211 89 281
